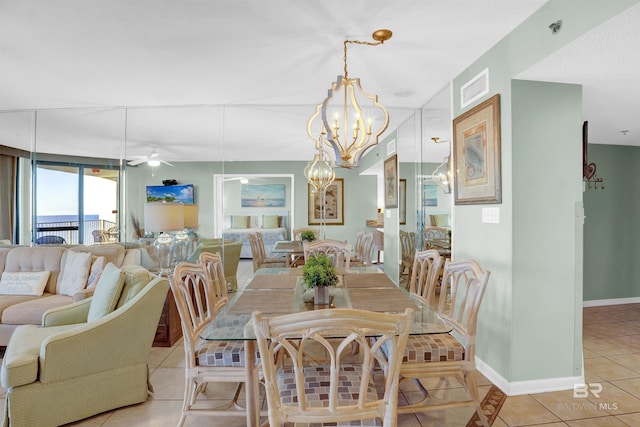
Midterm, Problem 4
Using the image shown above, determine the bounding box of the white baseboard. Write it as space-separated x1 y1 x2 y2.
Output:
475 356 585 396
583 296 640 307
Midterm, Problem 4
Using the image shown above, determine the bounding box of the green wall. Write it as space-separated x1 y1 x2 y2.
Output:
584 144 640 301
451 0 639 390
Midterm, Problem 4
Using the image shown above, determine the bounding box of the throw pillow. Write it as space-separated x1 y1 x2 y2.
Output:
231 215 249 229
0 271 50 296
262 215 280 228
87 263 126 322
86 256 106 288
57 251 92 296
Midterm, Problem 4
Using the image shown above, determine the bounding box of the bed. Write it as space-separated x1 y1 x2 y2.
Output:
222 211 289 258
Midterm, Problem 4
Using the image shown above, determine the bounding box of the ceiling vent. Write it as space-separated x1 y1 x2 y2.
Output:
460 68 489 109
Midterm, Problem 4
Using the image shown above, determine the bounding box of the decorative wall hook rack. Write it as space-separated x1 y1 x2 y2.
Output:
583 121 604 190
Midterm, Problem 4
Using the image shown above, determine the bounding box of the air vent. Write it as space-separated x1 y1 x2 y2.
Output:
460 68 489 109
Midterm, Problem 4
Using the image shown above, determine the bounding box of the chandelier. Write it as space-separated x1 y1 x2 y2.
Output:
307 29 392 169
430 137 452 194
304 130 335 192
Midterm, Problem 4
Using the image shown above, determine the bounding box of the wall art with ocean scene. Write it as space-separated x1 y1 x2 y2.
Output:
241 184 285 207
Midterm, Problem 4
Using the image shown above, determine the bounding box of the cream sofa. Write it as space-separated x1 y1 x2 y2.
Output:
0 244 141 346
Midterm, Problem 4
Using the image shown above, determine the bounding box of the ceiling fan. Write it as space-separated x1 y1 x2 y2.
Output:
127 148 174 167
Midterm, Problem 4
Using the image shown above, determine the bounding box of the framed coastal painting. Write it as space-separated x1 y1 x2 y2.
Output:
384 154 398 209
453 93 502 204
308 178 344 225
241 184 286 207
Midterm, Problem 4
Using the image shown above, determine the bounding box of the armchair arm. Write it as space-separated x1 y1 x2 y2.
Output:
38 278 169 385
42 298 92 327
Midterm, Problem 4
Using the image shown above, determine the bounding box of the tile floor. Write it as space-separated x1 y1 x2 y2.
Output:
0 261 639 426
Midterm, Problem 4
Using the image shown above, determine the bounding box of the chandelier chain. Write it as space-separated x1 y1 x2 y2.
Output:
343 39 384 79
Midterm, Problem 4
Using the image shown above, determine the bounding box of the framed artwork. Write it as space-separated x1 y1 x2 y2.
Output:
453 93 502 204
308 178 344 225
241 184 286 207
146 184 194 203
399 179 407 225
422 183 438 207
384 154 398 209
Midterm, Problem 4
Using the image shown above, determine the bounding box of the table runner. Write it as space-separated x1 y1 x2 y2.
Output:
347 288 418 312
246 274 298 289
227 289 295 314
343 273 396 288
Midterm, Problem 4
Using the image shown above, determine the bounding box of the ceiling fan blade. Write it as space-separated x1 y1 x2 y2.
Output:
160 159 174 166
127 158 147 166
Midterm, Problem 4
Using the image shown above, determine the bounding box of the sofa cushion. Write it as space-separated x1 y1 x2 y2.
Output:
1 323 79 389
87 263 125 322
4 246 67 294
2 294 74 325
0 294 52 323
87 256 106 288
116 265 154 309
69 244 125 267
0 271 50 296
57 250 92 296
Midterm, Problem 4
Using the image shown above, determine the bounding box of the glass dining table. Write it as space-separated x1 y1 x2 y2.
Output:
200 266 452 426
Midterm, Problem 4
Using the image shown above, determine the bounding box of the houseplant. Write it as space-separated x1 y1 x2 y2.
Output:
302 253 337 305
300 230 316 242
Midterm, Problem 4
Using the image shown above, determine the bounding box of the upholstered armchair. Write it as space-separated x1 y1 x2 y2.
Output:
187 240 242 291
0 265 170 427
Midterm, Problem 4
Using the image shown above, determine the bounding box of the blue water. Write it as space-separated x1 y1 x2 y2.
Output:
37 214 99 223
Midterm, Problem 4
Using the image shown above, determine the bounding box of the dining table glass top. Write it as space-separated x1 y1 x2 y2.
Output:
200 267 451 341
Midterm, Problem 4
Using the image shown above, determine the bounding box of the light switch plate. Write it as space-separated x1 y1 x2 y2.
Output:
482 207 500 224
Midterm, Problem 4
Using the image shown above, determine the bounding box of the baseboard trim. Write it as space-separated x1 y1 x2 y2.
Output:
475 356 584 396
583 297 640 307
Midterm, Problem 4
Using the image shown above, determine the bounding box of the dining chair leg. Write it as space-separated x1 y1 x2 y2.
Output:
244 340 261 427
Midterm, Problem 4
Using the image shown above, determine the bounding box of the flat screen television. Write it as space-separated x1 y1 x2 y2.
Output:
146 184 195 204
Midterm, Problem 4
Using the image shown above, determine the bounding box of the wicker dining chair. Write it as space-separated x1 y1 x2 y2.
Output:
303 239 351 267
393 259 491 426
171 260 254 426
248 232 287 272
407 249 443 306
352 231 374 266
252 308 414 427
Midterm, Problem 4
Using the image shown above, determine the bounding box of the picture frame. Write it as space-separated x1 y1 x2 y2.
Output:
241 184 285 207
308 178 344 225
384 154 398 209
399 179 406 225
453 93 502 204
422 182 438 207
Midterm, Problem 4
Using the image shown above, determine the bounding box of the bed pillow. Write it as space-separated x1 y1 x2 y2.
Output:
430 214 449 227
0 271 50 296
262 215 280 228
58 250 92 296
231 215 249 229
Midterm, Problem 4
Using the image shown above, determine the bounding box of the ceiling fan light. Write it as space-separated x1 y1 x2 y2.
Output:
147 159 161 167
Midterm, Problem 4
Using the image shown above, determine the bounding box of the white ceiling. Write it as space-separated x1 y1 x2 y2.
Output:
2 0 636 165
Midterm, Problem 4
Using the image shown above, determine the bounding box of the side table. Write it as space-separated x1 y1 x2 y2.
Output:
153 274 183 347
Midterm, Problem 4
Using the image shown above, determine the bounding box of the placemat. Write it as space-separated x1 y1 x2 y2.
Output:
344 273 396 288
227 289 295 314
246 274 298 289
347 288 417 312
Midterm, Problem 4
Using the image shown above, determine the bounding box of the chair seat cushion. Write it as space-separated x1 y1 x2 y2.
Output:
398 333 465 363
277 364 379 413
196 340 260 367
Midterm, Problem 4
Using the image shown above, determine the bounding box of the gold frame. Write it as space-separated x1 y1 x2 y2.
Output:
384 154 398 209
399 179 406 224
453 93 502 204
308 178 344 225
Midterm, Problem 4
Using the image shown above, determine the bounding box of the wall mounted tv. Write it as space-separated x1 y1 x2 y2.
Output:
146 184 195 204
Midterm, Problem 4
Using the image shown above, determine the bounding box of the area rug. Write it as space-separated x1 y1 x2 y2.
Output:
466 385 507 427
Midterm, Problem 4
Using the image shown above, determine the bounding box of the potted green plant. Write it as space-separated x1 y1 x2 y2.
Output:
300 230 316 242
302 253 337 305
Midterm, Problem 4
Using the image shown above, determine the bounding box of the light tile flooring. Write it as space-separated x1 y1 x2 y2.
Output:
0 261 639 426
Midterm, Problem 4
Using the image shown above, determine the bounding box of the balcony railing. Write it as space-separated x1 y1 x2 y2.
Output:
35 219 118 245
